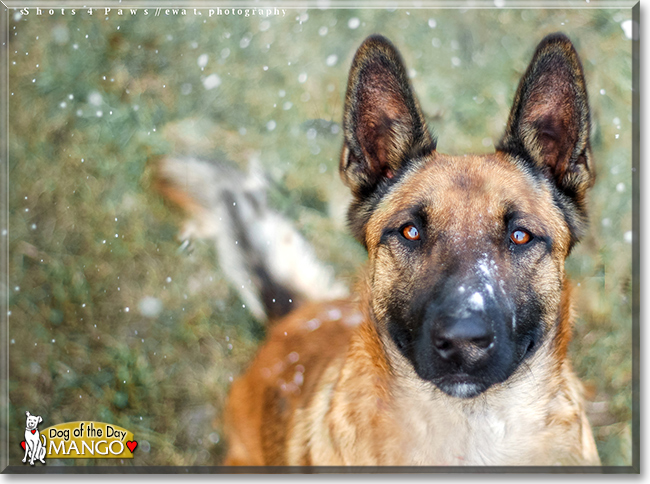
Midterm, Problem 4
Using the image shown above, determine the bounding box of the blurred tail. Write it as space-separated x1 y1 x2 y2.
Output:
155 156 348 322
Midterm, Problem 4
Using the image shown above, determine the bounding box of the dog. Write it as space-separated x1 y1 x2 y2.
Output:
22 411 46 466
158 33 600 466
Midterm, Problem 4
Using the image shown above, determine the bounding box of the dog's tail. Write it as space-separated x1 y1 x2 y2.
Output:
154 156 348 322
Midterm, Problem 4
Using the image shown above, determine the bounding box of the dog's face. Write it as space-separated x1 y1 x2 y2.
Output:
366 152 575 397
25 412 42 431
340 35 593 398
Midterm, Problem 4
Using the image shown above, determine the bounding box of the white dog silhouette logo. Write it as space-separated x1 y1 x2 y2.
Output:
22 411 46 466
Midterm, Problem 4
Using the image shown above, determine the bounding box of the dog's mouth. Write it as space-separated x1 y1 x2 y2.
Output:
434 335 539 399
435 374 488 399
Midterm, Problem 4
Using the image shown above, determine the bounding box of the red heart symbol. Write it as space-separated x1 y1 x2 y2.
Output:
20 441 26 450
31 430 36 434
126 441 137 453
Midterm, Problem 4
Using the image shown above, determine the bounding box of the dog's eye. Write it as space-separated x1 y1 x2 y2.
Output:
402 225 421 241
510 229 531 245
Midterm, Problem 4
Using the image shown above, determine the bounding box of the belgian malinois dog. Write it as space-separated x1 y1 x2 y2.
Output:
185 33 602 466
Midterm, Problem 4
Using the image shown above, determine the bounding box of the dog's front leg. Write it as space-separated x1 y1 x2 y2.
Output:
29 439 40 466
27 442 36 465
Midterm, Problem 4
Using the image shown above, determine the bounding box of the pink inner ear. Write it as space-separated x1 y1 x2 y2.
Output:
538 133 558 167
534 114 564 170
522 78 577 177
357 115 396 175
356 64 413 176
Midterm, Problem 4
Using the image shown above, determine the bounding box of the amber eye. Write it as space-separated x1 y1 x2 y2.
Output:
402 225 421 241
510 229 531 245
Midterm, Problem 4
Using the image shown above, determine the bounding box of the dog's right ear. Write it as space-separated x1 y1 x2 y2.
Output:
340 35 434 241
25 411 31 417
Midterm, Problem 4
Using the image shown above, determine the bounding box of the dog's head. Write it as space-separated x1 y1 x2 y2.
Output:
340 34 593 398
25 411 43 430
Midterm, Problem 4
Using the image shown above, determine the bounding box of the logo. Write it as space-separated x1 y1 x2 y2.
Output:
21 411 46 466
20 411 138 464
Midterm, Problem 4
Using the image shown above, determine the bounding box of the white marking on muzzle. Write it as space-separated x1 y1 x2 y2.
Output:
469 292 484 311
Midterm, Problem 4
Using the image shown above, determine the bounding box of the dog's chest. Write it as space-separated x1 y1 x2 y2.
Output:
394 391 550 466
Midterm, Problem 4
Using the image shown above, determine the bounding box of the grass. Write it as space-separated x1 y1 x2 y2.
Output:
6 6 634 467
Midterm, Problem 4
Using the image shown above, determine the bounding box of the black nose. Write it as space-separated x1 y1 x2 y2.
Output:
433 318 495 365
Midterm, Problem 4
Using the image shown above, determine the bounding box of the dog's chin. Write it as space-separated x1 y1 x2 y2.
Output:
434 376 490 399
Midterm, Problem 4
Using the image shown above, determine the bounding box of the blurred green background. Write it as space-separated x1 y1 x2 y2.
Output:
6 6 633 466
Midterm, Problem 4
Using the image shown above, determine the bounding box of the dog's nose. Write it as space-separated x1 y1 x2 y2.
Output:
432 318 495 365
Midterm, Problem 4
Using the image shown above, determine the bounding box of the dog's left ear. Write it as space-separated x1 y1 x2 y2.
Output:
38 416 42 423
340 35 434 197
498 33 594 238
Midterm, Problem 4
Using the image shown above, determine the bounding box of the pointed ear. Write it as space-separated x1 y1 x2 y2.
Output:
26 411 31 417
340 35 435 201
498 34 594 227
